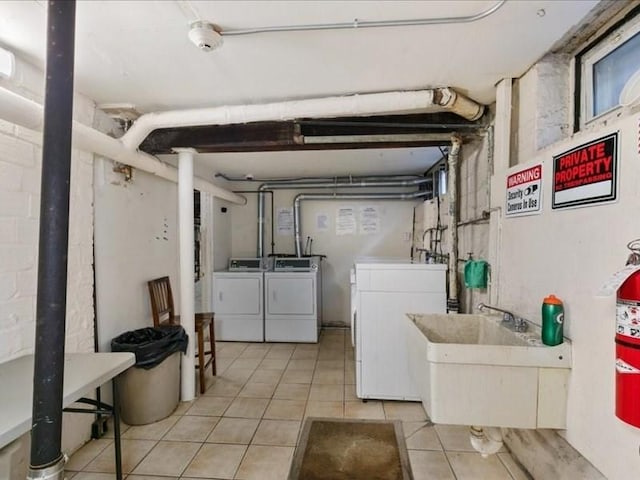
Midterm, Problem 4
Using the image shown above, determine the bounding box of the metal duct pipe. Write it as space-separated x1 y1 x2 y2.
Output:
293 190 429 257
447 135 463 313
29 2 75 478
257 177 432 257
121 87 484 151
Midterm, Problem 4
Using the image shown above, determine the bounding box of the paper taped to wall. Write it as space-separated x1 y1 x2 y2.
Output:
277 207 294 236
336 206 356 235
359 205 380 234
316 212 329 232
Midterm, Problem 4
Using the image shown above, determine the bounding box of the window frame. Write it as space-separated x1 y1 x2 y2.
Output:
575 7 640 131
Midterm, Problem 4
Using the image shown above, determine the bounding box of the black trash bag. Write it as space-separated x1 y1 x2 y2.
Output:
111 325 188 369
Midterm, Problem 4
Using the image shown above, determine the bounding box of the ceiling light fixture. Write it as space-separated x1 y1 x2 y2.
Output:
188 21 223 52
0 46 15 79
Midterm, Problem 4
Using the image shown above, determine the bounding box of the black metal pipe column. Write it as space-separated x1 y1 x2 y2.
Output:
29 0 76 474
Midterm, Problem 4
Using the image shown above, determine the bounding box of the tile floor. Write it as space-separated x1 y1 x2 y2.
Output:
65 329 531 480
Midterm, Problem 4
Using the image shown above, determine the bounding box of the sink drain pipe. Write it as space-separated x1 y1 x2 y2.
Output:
447 135 462 313
469 426 504 458
28 2 76 479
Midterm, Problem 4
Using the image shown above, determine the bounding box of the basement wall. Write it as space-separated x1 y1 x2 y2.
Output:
230 189 417 327
0 95 96 454
420 137 492 313
490 49 639 478
93 162 180 353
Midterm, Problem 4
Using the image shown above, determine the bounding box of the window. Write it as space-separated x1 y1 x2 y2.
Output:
579 12 640 126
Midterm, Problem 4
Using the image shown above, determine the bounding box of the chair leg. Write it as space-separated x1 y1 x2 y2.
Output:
209 319 216 376
197 325 206 394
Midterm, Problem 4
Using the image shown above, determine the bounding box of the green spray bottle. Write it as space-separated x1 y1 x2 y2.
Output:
541 294 564 346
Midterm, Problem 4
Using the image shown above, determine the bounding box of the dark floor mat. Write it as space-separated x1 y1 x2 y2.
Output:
289 417 413 480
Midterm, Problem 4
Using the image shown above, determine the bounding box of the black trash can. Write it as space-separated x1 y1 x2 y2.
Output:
111 326 188 425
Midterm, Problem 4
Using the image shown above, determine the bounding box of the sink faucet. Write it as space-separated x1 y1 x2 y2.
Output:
477 303 528 332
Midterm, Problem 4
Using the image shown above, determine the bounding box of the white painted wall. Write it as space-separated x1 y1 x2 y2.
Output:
94 160 180 353
0 94 96 455
230 189 417 326
0 121 95 361
493 112 640 480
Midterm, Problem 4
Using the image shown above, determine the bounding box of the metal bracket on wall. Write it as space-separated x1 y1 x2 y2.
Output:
113 162 133 182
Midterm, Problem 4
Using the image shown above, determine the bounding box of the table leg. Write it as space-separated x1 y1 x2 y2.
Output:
112 378 123 480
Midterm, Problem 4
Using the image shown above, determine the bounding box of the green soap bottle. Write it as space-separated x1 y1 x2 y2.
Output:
542 294 564 346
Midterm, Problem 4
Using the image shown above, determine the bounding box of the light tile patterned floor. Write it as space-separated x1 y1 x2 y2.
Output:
66 329 531 479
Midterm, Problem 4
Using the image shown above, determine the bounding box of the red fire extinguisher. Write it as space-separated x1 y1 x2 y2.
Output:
616 239 640 427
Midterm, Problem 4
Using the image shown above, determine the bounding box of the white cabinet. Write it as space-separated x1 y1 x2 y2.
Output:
354 260 446 401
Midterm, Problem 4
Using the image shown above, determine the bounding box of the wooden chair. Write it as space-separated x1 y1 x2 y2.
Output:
147 276 216 394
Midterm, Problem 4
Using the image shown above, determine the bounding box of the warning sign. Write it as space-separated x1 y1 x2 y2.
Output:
505 164 542 217
552 133 618 209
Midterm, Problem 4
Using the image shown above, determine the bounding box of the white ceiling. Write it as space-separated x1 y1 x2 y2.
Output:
0 0 599 179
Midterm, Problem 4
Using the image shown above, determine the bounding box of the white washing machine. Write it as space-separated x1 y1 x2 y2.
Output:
212 258 266 342
264 257 321 343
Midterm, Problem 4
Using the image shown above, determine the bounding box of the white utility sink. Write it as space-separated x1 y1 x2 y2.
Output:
405 313 572 429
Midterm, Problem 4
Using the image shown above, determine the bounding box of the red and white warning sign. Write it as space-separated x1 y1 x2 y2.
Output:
552 132 618 209
505 164 542 217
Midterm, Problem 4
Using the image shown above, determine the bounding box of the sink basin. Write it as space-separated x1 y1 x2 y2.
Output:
408 313 571 368
405 313 572 429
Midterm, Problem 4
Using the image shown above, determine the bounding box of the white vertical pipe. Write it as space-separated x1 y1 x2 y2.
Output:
175 148 196 401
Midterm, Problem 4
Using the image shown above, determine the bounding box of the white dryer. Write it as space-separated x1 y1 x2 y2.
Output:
264 257 321 343
212 258 265 342
353 258 446 400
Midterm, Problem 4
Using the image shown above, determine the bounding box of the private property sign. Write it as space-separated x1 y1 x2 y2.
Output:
506 164 542 217
552 133 618 209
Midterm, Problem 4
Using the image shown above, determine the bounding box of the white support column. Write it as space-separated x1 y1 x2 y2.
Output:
175 148 196 401
490 78 512 306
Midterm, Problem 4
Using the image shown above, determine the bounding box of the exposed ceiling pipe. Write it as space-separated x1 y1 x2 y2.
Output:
0 86 245 205
302 133 454 144
447 134 463 313
293 190 430 257
214 1 507 36
257 176 432 257
216 172 423 182
120 87 485 151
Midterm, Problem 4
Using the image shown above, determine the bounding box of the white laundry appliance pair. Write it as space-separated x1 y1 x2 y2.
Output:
212 257 321 342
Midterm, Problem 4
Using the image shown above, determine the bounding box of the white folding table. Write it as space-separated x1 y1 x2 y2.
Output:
0 352 135 479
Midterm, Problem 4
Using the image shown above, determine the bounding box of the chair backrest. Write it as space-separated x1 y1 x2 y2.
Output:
147 276 176 326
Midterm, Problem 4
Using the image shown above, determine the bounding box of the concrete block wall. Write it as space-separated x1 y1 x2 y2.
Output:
514 54 572 165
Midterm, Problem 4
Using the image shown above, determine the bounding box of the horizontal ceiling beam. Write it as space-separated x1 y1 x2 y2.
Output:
139 113 484 154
